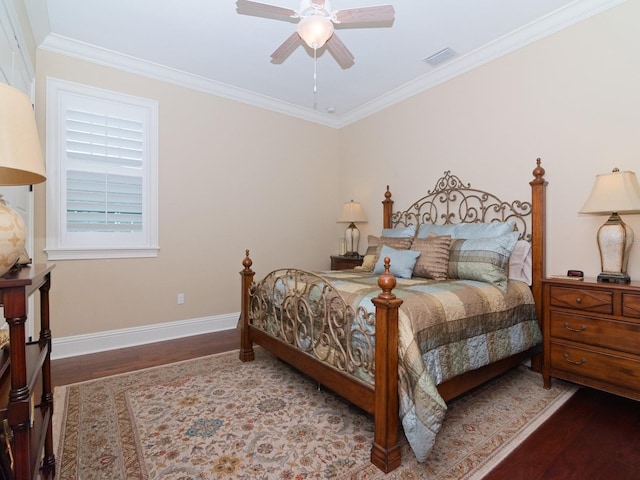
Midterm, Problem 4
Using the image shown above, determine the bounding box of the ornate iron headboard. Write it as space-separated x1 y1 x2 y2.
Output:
390 171 532 241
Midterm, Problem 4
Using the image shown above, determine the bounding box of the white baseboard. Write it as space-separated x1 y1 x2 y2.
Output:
51 312 239 360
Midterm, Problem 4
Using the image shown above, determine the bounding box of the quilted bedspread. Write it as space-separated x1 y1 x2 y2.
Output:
316 270 542 462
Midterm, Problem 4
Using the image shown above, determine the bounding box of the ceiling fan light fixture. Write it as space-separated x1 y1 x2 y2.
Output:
297 15 334 49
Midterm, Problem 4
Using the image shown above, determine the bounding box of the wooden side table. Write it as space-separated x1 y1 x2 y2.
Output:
542 276 640 401
330 255 363 270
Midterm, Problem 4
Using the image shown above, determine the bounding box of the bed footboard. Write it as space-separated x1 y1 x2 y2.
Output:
239 251 404 473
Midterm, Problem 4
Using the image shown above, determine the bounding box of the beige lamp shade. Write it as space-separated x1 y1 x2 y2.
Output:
0 83 47 277
580 169 640 215
297 15 334 49
579 169 640 283
0 83 46 185
337 201 367 224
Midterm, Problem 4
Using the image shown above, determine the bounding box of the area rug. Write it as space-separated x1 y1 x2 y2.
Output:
53 348 576 479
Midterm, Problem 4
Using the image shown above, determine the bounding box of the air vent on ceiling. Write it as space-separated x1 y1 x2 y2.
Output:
423 47 458 67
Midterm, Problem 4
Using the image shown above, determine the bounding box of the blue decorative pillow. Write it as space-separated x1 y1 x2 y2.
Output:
447 232 519 290
452 221 515 239
381 225 416 238
416 224 458 238
373 245 421 279
417 221 515 239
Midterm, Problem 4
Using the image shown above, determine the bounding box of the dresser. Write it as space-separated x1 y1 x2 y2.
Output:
0 264 55 479
542 277 640 401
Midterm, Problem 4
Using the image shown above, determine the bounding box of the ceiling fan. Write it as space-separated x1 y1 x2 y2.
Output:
236 0 395 69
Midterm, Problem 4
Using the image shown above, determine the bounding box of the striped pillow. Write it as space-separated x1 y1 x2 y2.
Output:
411 235 452 280
447 232 519 290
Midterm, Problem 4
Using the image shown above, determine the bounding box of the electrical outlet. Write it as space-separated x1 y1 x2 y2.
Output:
177 293 184 305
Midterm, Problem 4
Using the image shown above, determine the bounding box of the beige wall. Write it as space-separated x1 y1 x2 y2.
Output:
340 0 640 281
30 0 640 342
34 52 341 337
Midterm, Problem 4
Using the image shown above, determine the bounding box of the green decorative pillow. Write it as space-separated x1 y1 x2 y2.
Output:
447 232 519 290
373 245 421 279
411 235 452 280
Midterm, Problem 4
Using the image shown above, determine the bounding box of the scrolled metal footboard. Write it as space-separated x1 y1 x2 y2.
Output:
249 269 376 381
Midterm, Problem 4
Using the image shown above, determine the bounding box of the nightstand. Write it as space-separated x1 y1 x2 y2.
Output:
542 277 640 401
330 255 363 270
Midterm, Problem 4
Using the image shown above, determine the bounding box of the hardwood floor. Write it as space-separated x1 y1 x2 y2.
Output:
51 330 640 479
51 329 239 386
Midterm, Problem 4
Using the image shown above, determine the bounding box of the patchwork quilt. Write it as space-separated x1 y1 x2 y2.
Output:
250 269 542 462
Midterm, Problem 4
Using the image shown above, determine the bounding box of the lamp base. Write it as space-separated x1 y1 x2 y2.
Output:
597 272 631 284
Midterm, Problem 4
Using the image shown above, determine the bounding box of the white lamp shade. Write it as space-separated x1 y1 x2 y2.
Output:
580 170 640 215
337 201 367 223
297 15 334 49
0 83 46 185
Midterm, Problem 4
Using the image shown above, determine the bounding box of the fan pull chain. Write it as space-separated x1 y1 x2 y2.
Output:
313 47 318 109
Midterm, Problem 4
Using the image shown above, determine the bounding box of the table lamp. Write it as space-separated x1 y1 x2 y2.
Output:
337 200 367 257
0 83 47 277
579 168 640 283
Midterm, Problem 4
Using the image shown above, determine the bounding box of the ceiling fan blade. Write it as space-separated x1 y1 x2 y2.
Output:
326 34 354 69
236 0 297 19
271 32 302 64
333 5 395 25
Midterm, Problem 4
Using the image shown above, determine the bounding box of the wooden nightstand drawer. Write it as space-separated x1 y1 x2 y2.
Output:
549 343 640 391
549 311 640 355
548 286 612 314
622 293 640 318
330 255 363 271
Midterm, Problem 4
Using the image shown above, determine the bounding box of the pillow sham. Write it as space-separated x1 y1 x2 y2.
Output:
373 245 421 279
411 235 451 280
381 225 416 238
452 221 515 239
416 221 515 239
447 231 519 290
416 224 457 238
508 239 532 284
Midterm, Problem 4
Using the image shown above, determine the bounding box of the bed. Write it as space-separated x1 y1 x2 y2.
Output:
238 159 547 472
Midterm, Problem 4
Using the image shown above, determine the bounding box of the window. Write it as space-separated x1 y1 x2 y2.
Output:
46 78 158 260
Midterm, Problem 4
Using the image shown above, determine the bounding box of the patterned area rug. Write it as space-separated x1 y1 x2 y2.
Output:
53 348 575 479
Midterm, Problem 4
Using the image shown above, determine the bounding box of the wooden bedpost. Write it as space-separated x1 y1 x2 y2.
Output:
239 249 256 362
370 257 403 472
530 158 547 372
383 186 394 229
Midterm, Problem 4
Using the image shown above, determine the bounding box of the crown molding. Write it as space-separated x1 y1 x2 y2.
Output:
37 0 625 129
39 34 341 128
336 0 627 127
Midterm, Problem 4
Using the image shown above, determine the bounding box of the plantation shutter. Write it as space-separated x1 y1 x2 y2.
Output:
65 109 144 233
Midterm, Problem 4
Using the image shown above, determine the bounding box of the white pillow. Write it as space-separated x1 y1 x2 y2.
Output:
508 240 532 284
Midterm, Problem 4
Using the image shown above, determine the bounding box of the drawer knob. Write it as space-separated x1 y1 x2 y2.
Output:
575 297 582 304
563 322 586 333
563 353 586 366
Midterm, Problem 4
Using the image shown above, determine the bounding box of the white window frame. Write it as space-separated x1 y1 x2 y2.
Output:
45 77 159 260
